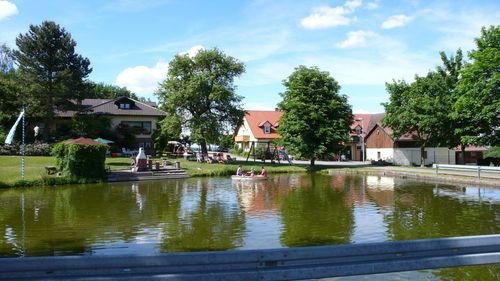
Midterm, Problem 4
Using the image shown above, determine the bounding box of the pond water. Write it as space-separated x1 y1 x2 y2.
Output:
0 173 499 280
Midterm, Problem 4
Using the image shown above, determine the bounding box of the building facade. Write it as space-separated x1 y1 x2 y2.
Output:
55 97 165 154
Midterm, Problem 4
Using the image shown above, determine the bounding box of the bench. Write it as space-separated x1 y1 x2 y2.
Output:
45 166 57 175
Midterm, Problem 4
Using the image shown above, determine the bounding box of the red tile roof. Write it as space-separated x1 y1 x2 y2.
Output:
64 137 102 145
245 110 283 139
351 113 384 137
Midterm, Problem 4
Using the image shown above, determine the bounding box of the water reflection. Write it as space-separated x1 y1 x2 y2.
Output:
0 174 498 279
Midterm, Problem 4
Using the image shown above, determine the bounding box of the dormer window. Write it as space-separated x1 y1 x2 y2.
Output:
119 103 130 109
264 124 271 134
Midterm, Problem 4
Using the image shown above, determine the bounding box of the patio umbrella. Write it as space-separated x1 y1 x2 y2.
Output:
94 137 114 144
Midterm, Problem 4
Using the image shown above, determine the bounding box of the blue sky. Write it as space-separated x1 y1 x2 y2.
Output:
1 0 499 113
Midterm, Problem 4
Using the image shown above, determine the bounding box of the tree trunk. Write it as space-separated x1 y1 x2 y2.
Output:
460 144 466 165
420 146 425 167
310 157 315 167
200 139 208 156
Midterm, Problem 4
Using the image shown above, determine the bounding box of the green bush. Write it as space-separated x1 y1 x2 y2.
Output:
0 142 53 156
52 142 108 180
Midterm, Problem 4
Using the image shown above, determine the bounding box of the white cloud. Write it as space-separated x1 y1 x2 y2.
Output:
345 0 363 12
338 30 376 48
366 1 379 10
301 6 350 29
181 45 204 58
301 0 363 30
381 14 412 29
115 60 169 96
0 1 18 21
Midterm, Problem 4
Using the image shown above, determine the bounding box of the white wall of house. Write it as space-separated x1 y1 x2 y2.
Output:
366 148 394 162
367 147 456 165
235 118 257 151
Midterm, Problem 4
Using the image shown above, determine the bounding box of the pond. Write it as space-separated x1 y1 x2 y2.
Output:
0 173 499 280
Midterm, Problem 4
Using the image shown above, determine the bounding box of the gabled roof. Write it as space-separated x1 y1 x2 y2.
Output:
351 113 385 137
245 110 283 139
56 97 165 118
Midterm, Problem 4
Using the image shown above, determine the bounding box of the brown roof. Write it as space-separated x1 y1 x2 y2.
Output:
245 110 283 139
351 113 384 137
56 97 165 118
64 137 102 145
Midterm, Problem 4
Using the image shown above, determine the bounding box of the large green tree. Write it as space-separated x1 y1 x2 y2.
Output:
383 71 451 167
454 25 500 146
14 21 92 142
85 81 139 100
278 66 352 166
156 48 245 154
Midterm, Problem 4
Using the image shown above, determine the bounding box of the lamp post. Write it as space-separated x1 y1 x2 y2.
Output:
355 118 365 163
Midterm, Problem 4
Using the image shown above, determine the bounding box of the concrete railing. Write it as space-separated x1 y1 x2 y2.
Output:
1 235 500 280
433 164 500 179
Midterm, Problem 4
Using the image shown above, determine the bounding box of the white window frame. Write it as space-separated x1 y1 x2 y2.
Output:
264 124 271 134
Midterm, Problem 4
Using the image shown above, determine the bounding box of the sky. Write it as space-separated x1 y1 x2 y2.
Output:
1 0 499 113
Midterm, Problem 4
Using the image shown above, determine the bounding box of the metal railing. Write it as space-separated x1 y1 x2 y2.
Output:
1 235 499 280
433 164 500 179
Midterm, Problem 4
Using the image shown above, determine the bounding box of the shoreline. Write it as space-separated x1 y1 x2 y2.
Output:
331 169 500 188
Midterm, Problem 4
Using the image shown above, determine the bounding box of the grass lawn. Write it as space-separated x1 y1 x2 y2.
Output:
0 156 58 185
0 155 325 186
0 156 133 186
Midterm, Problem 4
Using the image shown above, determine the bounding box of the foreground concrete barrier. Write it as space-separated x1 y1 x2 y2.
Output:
1 235 499 280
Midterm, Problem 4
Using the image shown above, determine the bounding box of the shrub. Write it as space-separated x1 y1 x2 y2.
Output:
0 142 53 156
52 142 108 180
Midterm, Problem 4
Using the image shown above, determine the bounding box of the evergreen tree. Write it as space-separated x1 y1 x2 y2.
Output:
14 21 92 142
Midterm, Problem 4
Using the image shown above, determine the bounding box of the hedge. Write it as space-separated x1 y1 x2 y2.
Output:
52 142 108 180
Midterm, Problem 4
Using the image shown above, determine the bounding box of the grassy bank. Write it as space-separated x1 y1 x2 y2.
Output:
0 156 134 187
0 156 315 187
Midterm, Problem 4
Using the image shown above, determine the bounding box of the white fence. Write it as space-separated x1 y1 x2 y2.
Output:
433 164 500 179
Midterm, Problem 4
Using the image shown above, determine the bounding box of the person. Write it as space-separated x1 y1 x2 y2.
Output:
260 166 267 177
236 165 243 176
246 167 255 177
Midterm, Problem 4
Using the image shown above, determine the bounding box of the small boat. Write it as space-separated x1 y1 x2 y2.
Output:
231 175 269 181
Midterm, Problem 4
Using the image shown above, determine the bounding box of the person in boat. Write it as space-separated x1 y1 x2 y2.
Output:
260 166 267 177
236 165 243 176
246 167 255 177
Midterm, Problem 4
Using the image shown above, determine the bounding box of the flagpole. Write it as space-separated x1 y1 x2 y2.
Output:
22 107 25 180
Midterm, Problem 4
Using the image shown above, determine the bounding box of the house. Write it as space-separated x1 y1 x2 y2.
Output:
455 146 487 165
347 113 384 161
55 97 166 155
361 114 456 165
234 110 283 151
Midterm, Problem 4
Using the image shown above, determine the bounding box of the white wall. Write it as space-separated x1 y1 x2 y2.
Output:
366 148 394 162
394 148 455 166
367 147 456 165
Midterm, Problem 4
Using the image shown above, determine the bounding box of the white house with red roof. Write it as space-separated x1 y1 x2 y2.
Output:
234 110 283 151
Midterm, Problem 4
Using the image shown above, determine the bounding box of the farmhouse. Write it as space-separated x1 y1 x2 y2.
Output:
234 110 282 151
55 97 165 155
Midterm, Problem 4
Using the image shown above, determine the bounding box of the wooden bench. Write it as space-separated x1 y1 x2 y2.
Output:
45 166 57 175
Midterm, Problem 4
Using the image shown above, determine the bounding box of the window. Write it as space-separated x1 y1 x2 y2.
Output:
121 121 152 134
119 103 130 109
355 126 361 135
264 124 271 134
377 151 381 160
